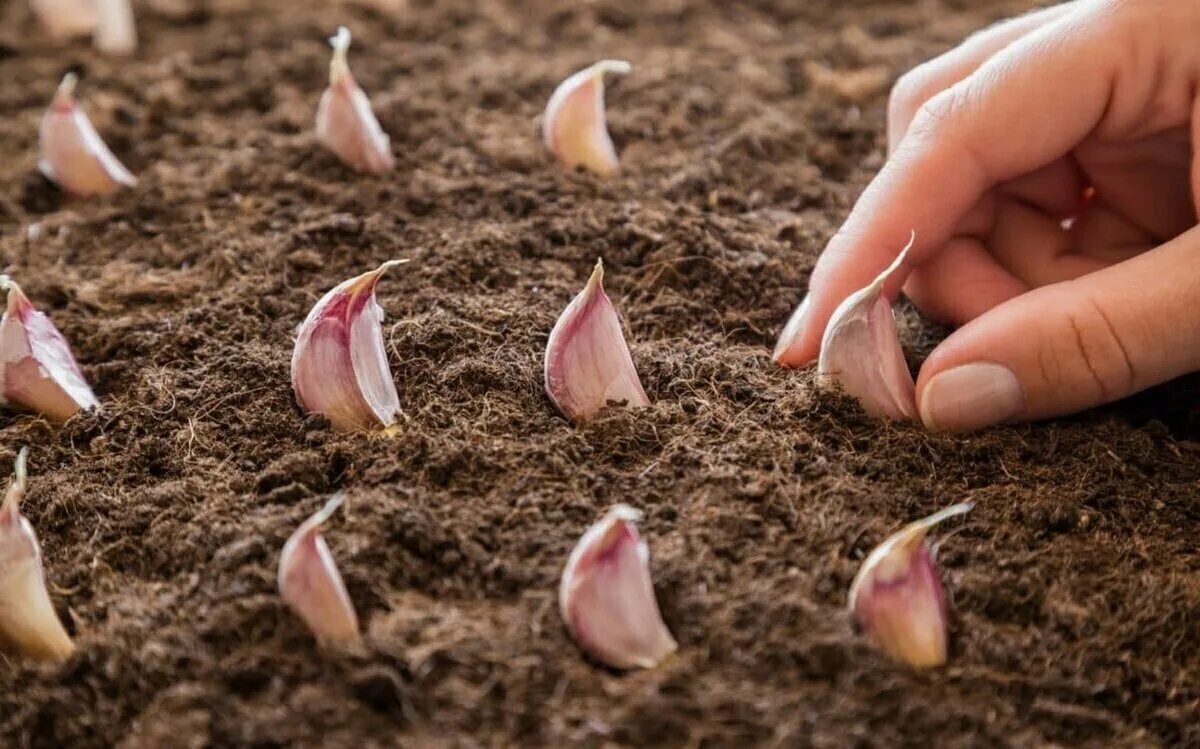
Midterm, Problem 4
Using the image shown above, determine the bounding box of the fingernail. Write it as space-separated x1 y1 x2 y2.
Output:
919 362 1024 432
772 295 811 364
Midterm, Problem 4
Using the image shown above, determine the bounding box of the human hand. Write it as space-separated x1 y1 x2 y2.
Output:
773 0 1200 432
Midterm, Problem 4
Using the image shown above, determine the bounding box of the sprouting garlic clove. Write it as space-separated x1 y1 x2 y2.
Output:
316 27 394 174
93 0 136 55
815 232 917 420
278 493 361 646
848 502 973 668
560 504 677 669
291 260 408 432
543 260 650 422
31 0 99 40
542 59 631 177
38 73 138 197
0 276 100 423
0 449 75 662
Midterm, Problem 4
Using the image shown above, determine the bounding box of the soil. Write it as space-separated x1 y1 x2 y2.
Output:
0 0 1196 746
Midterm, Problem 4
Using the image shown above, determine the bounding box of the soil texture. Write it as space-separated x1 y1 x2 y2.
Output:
0 0 1196 747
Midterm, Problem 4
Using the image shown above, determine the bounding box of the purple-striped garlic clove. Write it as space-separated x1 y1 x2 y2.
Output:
38 73 138 197
542 59 631 177
815 232 917 420
93 0 136 55
544 260 649 422
560 504 677 670
0 276 100 423
278 493 361 646
31 0 98 40
291 260 407 432
316 27 394 174
0 449 75 662
848 502 973 668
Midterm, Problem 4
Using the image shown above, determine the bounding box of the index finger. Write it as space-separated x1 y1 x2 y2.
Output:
773 6 1121 366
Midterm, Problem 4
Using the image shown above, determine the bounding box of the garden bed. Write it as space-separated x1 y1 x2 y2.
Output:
0 0 1196 745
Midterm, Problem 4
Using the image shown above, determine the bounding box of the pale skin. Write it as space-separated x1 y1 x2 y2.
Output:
775 0 1200 432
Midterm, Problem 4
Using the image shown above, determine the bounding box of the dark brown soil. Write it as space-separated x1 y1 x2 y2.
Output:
0 0 1196 746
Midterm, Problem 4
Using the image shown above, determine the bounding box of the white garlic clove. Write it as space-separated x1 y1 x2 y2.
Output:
278 493 361 647
291 260 407 432
31 0 98 40
0 276 100 423
0 449 75 662
848 502 973 668
544 260 650 422
816 232 917 420
93 0 137 55
316 27 394 174
542 59 631 177
560 504 677 669
38 73 138 197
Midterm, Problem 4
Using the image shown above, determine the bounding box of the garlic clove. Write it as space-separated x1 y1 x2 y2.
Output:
278 493 361 646
542 59 631 177
560 504 677 669
31 0 98 40
848 502 973 668
38 73 138 197
815 232 917 420
543 260 650 422
0 276 100 423
0 449 75 662
291 260 407 432
93 0 137 55
316 27 394 174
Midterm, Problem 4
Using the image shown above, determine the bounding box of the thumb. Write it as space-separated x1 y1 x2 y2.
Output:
915 225 1200 432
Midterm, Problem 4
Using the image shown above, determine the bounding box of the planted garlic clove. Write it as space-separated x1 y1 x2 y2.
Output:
278 493 361 646
38 73 138 197
542 59 631 177
93 0 136 55
0 276 100 423
815 233 917 420
560 504 676 669
316 27 394 174
0 449 75 662
31 0 98 40
848 502 973 668
291 260 407 432
544 260 650 422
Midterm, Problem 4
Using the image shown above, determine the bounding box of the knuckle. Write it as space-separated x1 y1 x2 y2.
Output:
1054 297 1136 401
907 85 969 141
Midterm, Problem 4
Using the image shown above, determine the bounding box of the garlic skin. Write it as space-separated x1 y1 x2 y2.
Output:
93 0 136 55
316 27 394 174
815 233 917 420
278 493 361 647
291 260 407 432
848 502 973 669
39 73 138 197
542 59 631 177
31 0 98 40
0 276 100 423
560 505 676 669
544 260 650 422
0 449 75 662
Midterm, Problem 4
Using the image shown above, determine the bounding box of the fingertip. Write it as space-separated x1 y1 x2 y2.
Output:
917 360 1026 432
772 296 816 366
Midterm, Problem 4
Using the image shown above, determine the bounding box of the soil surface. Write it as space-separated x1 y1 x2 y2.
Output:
0 0 1196 747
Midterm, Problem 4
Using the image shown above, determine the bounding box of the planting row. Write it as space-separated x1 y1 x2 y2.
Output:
0 446 970 670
